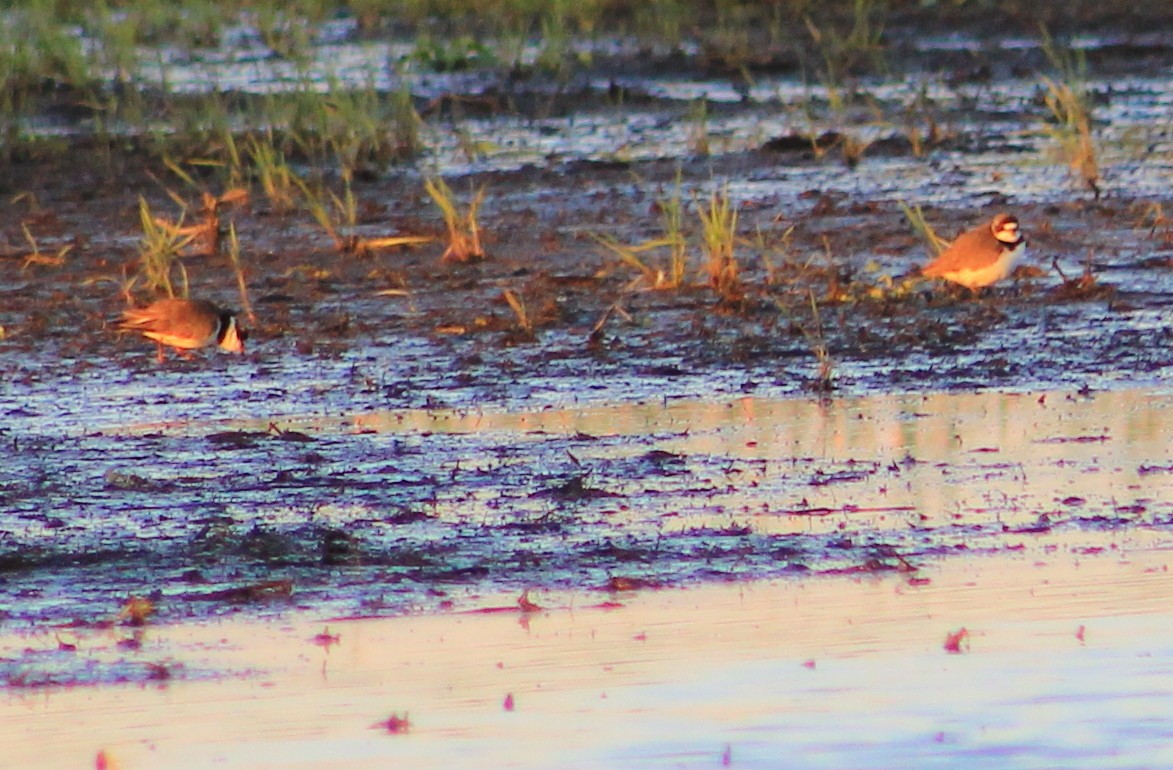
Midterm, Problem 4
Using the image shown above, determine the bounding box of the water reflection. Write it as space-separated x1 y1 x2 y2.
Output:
280 389 1168 530
4 549 1173 769
220 388 1166 456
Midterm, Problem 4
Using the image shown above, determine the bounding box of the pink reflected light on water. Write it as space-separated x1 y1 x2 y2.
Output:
5 548 1173 769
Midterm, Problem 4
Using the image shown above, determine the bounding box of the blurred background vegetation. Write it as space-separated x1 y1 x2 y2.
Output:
1 0 1168 168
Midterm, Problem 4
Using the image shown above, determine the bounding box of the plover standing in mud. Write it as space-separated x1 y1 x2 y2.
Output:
118 298 248 362
922 213 1026 292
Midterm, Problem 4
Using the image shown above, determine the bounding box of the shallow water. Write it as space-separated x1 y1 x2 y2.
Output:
5 549 1173 769
1 386 1169 635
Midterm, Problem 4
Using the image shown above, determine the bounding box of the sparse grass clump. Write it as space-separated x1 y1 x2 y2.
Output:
425 176 486 263
17 222 73 271
899 201 949 256
595 172 688 290
772 290 837 392
501 288 535 339
136 197 197 297
389 84 425 160
697 186 741 300
247 133 300 214
688 98 711 157
407 35 498 73
320 75 417 175
839 132 870 167
298 172 360 253
225 222 255 325
803 290 836 392
803 0 887 102
598 179 745 301
1039 29 1100 197
299 171 431 256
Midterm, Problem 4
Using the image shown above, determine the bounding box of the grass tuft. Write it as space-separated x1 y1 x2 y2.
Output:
248 132 299 214
298 172 355 252
136 197 196 297
696 186 741 301
1039 28 1100 197
501 288 535 339
804 0 887 102
425 176 486 263
595 171 688 290
226 222 254 324
804 289 836 392
898 201 949 256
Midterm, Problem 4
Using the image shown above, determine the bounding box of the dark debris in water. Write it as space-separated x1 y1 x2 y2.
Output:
0 653 183 690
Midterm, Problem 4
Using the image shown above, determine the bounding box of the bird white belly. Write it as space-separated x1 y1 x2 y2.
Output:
143 330 216 349
942 243 1026 289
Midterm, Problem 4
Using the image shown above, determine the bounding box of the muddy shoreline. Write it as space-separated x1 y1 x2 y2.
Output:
1 17 1171 668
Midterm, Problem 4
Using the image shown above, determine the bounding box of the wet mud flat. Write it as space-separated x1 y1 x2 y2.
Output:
2 16 1171 403
1 387 1170 690
1 11 1172 701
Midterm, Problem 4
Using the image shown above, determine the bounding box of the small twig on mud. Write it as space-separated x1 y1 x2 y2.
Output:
501 288 534 337
1079 249 1098 287
1052 252 1098 291
18 223 72 271
1051 255 1069 282
1050 255 1070 283
588 301 632 345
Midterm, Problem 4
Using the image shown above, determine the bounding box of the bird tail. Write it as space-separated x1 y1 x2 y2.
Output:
117 307 156 331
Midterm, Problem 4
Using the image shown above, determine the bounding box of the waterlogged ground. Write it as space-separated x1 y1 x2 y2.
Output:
0 14 1172 767
2 385 1171 682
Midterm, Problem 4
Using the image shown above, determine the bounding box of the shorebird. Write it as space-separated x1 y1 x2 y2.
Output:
119 298 247 362
922 213 1026 292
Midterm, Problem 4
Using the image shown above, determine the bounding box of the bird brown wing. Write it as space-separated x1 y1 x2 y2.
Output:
119 299 218 339
118 307 163 331
922 224 997 276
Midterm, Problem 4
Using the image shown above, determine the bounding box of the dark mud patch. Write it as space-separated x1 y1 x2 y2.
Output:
0 630 218 689
3 148 1170 415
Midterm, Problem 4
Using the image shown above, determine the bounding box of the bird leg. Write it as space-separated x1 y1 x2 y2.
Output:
155 343 199 363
